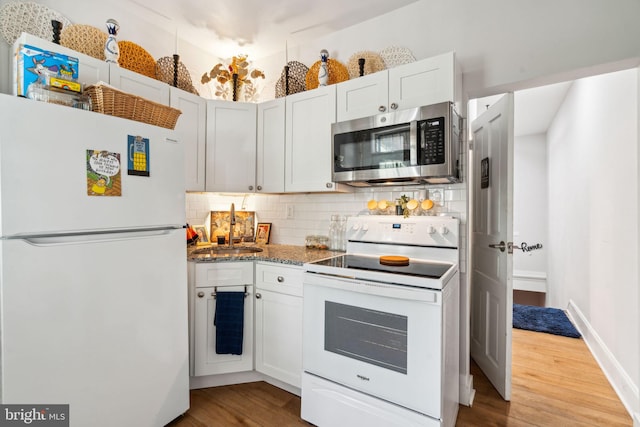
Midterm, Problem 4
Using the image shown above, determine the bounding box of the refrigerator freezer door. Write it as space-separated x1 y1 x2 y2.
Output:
0 229 189 427
0 94 185 237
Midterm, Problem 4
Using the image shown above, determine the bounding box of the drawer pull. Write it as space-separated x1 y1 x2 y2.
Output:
277 276 285 283
197 291 205 298
256 293 262 299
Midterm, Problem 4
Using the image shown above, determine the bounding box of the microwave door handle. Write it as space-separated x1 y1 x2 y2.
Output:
410 121 418 165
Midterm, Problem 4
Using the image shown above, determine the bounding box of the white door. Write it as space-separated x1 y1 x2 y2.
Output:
470 93 514 400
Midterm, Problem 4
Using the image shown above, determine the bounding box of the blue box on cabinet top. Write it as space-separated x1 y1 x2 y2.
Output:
15 44 79 97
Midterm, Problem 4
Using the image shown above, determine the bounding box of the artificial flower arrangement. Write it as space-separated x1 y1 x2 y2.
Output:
201 55 265 102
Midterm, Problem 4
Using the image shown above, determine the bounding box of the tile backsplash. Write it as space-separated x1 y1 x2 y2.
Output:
186 183 468 273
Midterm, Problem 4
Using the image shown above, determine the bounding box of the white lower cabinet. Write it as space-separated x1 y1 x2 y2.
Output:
192 262 254 377
254 262 303 388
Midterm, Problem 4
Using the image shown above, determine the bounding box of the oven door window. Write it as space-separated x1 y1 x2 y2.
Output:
325 301 407 374
334 123 413 172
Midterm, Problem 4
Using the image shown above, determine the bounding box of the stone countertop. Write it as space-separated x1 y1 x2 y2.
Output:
187 244 342 266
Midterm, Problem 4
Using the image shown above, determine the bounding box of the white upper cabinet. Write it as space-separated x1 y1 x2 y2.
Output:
256 98 285 193
336 71 389 122
206 100 257 193
170 87 206 192
337 51 459 122
285 85 342 193
108 63 170 105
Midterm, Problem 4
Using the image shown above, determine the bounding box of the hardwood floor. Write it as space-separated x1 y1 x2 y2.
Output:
169 329 632 426
456 329 632 426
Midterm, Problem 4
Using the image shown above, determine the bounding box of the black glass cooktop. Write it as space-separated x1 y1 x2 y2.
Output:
311 254 452 279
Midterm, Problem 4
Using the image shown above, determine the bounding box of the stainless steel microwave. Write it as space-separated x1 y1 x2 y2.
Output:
331 102 461 186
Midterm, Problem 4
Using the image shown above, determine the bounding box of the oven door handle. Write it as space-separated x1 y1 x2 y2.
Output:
304 275 440 303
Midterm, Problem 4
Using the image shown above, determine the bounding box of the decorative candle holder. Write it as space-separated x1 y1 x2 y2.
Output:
104 19 120 64
318 49 329 86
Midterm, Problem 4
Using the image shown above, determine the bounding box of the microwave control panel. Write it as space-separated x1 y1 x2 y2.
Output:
419 117 445 165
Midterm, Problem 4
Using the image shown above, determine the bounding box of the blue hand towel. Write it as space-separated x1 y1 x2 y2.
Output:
214 291 245 355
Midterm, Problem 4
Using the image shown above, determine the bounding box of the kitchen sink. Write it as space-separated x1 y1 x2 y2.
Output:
192 246 264 256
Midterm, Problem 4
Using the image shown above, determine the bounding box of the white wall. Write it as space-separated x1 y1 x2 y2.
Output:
513 133 547 276
3 0 639 102
253 0 640 102
547 68 639 416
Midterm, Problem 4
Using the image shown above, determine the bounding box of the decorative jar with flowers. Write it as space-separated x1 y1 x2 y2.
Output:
201 55 265 102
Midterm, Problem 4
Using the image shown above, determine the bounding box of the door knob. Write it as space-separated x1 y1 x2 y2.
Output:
488 241 516 253
488 241 506 252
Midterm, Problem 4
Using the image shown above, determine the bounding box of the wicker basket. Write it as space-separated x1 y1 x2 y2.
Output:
85 84 181 129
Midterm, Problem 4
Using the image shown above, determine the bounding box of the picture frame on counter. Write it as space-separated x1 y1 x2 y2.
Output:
256 223 271 244
193 224 209 245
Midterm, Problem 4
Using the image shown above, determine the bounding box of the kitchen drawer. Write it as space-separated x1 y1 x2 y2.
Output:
255 262 303 297
194 261 254 288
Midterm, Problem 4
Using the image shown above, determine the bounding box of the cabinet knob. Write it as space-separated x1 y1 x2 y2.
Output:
248 185 254 191
277 276 284 283
256 293 262 299
257 185 262 191
197 291 204 298
326 182 333 189
378 105 386 112
390 103 398 110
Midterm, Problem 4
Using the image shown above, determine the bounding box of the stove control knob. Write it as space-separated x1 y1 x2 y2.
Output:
439 226 449 235
352 223 361 231
427 225 436 234
362 224 369 231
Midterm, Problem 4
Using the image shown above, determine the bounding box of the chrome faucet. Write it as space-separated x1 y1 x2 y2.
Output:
229 203 236 248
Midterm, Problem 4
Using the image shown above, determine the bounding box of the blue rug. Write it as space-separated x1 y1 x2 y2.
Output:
513 303 581 338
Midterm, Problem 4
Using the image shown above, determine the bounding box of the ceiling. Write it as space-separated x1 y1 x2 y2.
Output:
125 0 571 135
475 81 573 137
125 0 420 59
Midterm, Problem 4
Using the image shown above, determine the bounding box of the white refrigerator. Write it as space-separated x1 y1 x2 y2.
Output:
0 94 189 426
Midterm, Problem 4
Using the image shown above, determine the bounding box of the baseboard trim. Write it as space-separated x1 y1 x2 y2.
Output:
566 300 638 419
459 374 475 406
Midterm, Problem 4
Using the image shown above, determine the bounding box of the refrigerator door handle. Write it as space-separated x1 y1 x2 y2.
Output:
10 227 182 246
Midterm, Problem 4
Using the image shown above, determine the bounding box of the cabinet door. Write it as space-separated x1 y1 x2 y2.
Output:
109 64 170 105
193 284 254 376
336 71 389 122
255 289 302 387
171 87 206 191
206 100 257 193
285 86 337 192
257 98 285 193
255 263 303 387
388 52 455 111
193 262 254 377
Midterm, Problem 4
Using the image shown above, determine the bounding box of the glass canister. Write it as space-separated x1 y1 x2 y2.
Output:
329 214 341 250
337 215 347 251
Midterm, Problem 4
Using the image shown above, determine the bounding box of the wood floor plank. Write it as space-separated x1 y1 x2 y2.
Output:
169 328 632 426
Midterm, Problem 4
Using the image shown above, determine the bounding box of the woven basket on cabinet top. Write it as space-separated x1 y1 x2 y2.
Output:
305 59 349 90
60 24 107 60
85 84 181 130
117 41 157 79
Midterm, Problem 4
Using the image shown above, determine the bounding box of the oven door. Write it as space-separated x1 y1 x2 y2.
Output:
303 272 443 418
